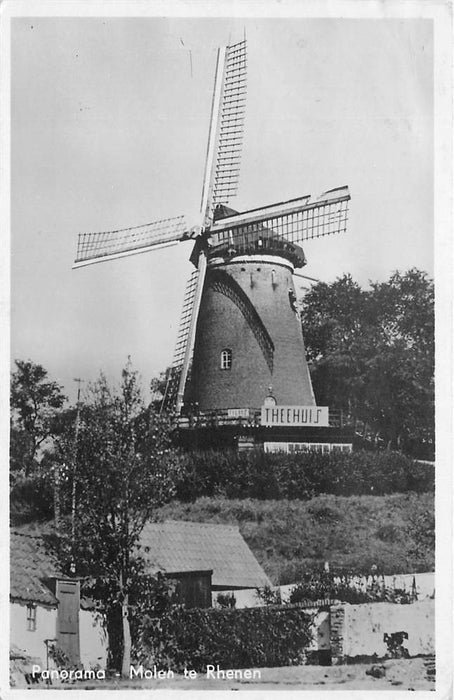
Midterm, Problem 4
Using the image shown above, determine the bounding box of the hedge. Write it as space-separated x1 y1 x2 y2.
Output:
174 449 434 502
138 605 313 672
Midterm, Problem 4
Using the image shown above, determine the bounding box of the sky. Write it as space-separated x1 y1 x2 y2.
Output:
10 16 434 402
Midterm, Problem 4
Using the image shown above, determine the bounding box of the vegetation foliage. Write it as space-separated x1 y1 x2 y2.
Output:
172 448 434 502
10 359 66 479
156 492 435 584
287 571 418 605
37 361 181 674
300 270 434 455
139 605 313 671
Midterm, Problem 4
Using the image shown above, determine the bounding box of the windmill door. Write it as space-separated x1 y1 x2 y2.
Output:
56 579 80 665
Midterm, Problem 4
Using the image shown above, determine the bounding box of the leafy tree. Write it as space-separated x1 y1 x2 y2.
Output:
53 361 182 675
301 269 434 455
366 270 434 449
10 360 66 476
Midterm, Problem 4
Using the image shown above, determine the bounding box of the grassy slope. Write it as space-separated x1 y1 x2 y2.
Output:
155 492 434 585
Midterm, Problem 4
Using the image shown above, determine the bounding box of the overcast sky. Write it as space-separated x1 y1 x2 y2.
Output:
10 16 433 402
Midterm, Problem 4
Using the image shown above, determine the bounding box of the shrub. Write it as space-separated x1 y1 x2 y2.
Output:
139 605 313 671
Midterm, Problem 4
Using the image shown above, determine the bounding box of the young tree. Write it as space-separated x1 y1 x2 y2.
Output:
54 361 182 675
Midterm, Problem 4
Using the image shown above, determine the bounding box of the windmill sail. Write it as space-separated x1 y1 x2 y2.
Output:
200 39 247 224
161 258 207 413
209 187 350 249
73 215 192 268
167 39 248 413
211 40 247 211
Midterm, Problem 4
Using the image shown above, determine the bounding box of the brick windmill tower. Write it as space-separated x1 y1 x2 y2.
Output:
74 38 352 452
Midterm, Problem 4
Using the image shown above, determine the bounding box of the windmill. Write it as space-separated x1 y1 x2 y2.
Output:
73 38 350 431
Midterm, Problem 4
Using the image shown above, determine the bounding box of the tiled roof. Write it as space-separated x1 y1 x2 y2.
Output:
139 520 271 589
10 531 60 606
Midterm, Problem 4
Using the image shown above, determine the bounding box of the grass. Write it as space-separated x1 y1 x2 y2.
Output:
154 492 434 584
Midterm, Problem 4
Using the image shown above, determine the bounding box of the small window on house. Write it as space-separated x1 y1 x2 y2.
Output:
26 604 37 631
220 349 232 370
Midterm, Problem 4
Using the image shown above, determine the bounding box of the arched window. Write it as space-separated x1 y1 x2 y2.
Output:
220 348 232 370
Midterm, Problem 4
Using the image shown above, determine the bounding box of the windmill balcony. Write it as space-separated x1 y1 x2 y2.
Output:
177 407 348 429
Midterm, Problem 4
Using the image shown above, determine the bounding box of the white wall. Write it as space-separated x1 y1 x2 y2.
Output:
11 601 109 671
279 572 435 603
10 601 57 668
306 610 330 651
342 599 435 658
213 588 262 608
79 609 108 670
382 572 434 600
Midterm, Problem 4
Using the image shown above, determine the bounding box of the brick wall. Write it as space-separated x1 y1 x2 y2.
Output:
190 256 315 410
330 605 346 664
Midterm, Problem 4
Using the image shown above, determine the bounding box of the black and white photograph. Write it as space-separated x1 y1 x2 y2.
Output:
1 1 452 696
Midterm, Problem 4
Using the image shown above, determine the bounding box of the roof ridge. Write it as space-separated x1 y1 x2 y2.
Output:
162 519 239 530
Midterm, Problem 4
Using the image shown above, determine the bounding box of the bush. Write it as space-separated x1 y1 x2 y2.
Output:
139 605 313 671
174 449 434 502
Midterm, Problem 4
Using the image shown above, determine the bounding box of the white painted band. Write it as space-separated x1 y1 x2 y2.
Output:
209 254 294 272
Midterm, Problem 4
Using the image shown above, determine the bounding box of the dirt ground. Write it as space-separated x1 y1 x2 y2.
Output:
28 657 434 691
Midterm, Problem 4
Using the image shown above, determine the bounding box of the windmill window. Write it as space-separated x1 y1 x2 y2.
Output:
26 604 37 631
220 349 232 370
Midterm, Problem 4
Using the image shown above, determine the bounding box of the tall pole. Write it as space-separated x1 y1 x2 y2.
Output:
70 378 83 573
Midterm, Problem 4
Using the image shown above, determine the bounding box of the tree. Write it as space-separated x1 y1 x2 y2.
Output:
366 270 434 450
10 360 67 476
301 269 434 455
53 361 182 674
301 275 369 416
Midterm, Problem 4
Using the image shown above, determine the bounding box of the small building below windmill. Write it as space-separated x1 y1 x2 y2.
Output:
139 520 271 607
10 530 108 672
